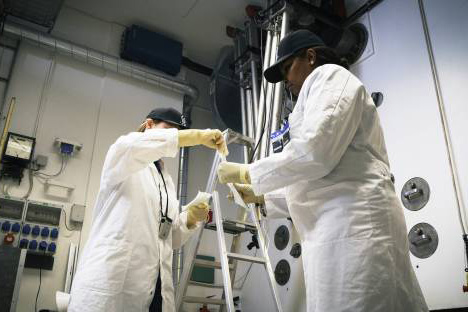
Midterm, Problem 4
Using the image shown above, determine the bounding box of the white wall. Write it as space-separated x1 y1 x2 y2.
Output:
352 0 467 308
1 40 183 310
423 0 468 233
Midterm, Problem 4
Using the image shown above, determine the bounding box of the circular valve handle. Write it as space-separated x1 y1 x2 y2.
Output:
3 233 15 245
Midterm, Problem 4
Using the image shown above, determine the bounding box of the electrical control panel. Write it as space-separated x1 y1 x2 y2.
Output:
20 200 62 255
0 196 26 248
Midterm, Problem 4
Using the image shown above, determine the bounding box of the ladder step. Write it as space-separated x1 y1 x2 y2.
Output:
193 258 234 270
205 219 257 235
183 296 225 305
227 252 266 264
188 281 224 289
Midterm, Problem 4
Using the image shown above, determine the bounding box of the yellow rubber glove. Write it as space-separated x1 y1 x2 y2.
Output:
217 161 250 184
227 184 264 204
186 202 210 229
178 129 229 156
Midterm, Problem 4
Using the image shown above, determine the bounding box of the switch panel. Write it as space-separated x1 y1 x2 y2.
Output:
0 196 26 247
19 200 62 255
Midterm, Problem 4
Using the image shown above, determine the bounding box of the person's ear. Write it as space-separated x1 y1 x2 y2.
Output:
307 48 317 67
145 118 154 129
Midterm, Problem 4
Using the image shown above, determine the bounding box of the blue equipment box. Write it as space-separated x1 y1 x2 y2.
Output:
120 24 183 76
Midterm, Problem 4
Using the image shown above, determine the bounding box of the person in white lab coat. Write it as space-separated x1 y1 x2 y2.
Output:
217 30 428 312
69 108 228 312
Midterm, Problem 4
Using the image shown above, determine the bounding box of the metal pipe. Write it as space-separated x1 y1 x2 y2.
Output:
245 88 255 140
254 30 273 159
2 22 199 102
173 146 189 285
270 11 289 137
247 21 260 125
259 29 279 158
235 36 250 163
418 0 467 234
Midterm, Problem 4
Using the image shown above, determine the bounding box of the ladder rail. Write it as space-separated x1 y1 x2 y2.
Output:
213 191 236 312
175 150 223 311
249 204 283 312
176 129 283 312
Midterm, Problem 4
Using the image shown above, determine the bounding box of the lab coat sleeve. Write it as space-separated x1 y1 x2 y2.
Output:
101 128 179 187
172 210 199 250
264 188 290 218
250 65 365 195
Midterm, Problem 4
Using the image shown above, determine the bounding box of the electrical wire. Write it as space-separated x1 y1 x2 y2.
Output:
22 168 34 199
249 24 272 163
35 266 42 312
182 0 201 18
234 248 258 288
34 154 67 178
61 208 74 232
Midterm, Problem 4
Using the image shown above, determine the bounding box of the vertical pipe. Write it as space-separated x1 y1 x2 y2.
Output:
270 11 289 138
254 30 273 151
418 0 467 234
259 27 279 158
245 88 255 140
235 36 250 163
173 146 189 286
248 21 260 129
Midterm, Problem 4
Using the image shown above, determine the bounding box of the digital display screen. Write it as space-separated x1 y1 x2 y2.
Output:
5 134 34 160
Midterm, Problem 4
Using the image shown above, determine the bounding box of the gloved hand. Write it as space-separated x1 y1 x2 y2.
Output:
227 184 264 204
178 129 229 156
186 202 210 229
217 161 250 184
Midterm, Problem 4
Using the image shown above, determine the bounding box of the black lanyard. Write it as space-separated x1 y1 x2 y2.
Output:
154 161 169 218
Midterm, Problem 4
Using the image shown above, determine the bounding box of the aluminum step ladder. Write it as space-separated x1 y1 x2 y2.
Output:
176 129 283 312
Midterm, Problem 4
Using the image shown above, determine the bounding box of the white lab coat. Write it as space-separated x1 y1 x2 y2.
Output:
69 128 197 312
250 65 428 312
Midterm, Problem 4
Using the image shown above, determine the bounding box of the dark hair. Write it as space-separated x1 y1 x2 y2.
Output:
295 46 349 69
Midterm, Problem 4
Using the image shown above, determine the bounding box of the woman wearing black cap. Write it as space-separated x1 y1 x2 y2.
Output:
69 108 228 312
217 30 428 312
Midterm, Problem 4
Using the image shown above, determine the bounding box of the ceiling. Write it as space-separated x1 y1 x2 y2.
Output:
62 0 372 68
64 0 265 68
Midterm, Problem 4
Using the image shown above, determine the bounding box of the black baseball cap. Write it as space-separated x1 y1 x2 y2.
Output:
147 108 188 129
264 30 325 83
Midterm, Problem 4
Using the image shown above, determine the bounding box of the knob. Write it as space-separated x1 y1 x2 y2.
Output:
3 233 15 245
31 226 40 236
22 224 31 235
48 242 57 253
11 223 21 233
50 228 59 239
19 239 29 249
41 227 50 238
39 241 48 251
29 240 38 250
2 221 11 232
